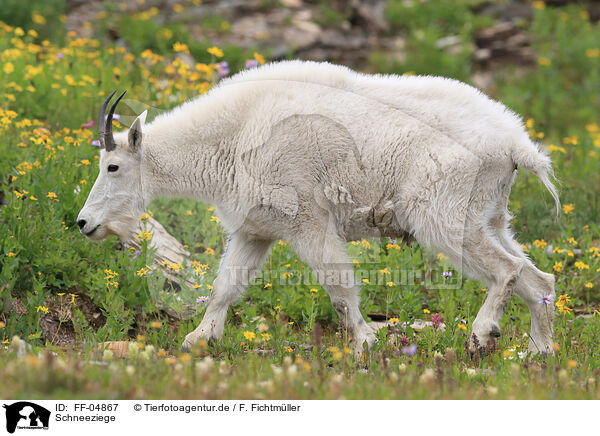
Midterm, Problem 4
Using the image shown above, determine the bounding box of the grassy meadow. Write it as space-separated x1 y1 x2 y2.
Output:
0 1 599 399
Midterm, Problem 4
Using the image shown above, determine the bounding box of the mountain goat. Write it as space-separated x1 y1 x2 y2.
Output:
77 60 559 356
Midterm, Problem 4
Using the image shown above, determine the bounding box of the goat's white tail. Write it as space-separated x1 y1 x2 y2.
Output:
511 139 560 216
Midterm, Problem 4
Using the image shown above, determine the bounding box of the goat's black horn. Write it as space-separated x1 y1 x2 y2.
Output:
104 90 127 152
98 90 116 149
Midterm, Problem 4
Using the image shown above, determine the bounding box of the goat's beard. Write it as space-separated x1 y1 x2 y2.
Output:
95 216 139 243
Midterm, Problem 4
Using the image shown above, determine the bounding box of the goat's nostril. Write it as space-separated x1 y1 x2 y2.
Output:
77 219 87 229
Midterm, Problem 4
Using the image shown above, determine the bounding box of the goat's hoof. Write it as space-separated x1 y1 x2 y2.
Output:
467 332 498 359
181 333 203 353
181 332 217 353
353 333 377 359
489 325 501 338
180 340 192 353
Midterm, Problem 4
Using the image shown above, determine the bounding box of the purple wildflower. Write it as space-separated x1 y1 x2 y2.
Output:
196 296 209 304
442 271 452 279
91 139 101 147
81 119 94 128
102 114 120 122
133 250 141 258
401 344 417 356
399 336 409 346
55 52 64 60
215 61 229 77
539 294 554 305
245 59 259 69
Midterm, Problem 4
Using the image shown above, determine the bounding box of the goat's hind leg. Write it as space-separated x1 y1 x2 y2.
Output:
181 233 273 351
461 231 525 352
494 227 555 354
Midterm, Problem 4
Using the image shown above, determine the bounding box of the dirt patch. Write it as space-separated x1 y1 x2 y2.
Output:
40 291 106 347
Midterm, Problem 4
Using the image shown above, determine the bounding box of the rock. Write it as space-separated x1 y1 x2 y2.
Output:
281 0 303 8
475 21 535 66
368 318 446 332
355 0 390 32
230 15 271 45
435 35 463 49
97 341 132 359
471 71 495 91
476 22 518 46
319 29 367 50
284 21 321 50
126 217 196 289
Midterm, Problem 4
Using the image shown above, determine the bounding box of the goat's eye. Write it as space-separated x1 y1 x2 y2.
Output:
107 164 119 173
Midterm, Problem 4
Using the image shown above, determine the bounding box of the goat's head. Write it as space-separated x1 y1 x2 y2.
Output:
77 91 147 241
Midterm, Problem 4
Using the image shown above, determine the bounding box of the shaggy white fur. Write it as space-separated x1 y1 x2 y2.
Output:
78 60 559 356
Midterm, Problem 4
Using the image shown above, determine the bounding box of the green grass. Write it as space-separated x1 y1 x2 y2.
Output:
0 2 599 399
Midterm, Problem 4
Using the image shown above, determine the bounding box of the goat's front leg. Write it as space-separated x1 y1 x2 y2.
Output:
181 233 272 351
291 230 376 358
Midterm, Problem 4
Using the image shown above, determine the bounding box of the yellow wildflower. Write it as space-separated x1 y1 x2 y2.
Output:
557 304 573 314
243 331 256 342
585 48 598 58
207 46 224 57
173 42 189 53
137 230 153 241
562 204 574 214
533 239 547 249
254 52 265 64
538 57 551 67
555 294 571 307
532 1 545 9
31 12 46 25
553 261 563 272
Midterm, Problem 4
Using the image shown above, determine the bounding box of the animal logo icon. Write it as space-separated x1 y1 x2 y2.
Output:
2 402 50 433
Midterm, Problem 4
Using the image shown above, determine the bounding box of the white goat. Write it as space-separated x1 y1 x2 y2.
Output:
77 60 559 356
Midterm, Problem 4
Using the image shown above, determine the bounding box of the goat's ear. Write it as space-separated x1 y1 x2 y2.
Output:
128 110 147 153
